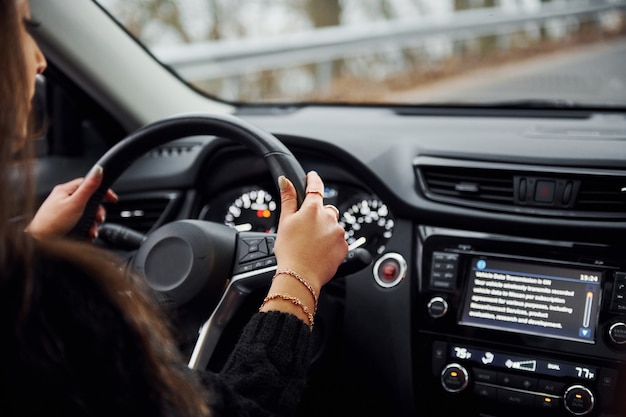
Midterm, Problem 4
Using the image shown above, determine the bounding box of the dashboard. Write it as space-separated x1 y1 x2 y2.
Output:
96 105 626 417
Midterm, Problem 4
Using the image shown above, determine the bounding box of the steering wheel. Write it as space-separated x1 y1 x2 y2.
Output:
73 113 308 369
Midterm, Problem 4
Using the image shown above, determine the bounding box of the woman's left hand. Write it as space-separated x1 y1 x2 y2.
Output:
27 165 118 240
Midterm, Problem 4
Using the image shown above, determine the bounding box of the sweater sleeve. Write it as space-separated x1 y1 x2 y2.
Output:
197 311 312 417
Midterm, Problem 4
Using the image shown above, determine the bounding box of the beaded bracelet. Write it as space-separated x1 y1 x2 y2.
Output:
260 293 314 330
273 269 318 313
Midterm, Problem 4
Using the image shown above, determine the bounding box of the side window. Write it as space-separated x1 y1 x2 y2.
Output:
32 67 126 203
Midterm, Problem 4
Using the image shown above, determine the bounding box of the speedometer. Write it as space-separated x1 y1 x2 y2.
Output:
339 195 394 256
224 188 278 233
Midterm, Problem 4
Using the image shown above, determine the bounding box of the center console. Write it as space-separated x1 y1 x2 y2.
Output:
414 227 626 417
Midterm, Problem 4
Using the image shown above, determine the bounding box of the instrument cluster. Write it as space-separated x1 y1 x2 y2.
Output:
198 183 395 257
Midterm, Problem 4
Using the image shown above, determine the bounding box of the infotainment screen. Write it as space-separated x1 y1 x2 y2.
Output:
459 257 602 344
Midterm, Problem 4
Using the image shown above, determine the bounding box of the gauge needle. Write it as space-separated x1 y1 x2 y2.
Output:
235 223 253 232
348 236 367 250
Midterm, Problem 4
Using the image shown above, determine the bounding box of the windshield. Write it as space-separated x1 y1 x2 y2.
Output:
95 0 625 107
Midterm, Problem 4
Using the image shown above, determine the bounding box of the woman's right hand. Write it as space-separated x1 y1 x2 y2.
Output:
259 171 348 328
273 171 348 290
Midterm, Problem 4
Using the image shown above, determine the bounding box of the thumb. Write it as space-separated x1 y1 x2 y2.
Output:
278 175 298 220
72 165 104 201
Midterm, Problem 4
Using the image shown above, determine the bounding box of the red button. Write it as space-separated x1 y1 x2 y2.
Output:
534 180 555 203
381 261 399 281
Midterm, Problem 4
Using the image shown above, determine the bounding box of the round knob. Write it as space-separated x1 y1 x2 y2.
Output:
608 321 626 345
564 385 594 416
427 296 449 318
440 363 469 393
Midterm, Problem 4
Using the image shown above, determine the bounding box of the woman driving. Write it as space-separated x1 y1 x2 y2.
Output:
0 1 348 416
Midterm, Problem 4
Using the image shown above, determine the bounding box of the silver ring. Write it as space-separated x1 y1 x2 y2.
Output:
325 204 340 219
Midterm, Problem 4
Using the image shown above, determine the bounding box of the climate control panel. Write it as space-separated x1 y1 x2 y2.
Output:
431 341 619 416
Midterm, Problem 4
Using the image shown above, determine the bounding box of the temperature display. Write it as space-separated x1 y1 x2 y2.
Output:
450 345 597 381
575 367 596 380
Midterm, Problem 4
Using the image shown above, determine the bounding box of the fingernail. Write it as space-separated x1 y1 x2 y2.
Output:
278 175 289 190
89 165 103 178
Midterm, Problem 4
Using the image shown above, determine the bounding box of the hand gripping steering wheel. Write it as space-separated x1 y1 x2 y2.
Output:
73 113 308 369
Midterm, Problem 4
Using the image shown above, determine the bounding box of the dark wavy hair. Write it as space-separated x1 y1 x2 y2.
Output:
0 1 211 416
0 0 34 270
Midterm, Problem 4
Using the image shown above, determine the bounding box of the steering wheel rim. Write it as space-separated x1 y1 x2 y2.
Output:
72 112 307 239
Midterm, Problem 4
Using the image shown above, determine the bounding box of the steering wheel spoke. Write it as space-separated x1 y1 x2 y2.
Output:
188 261 277 370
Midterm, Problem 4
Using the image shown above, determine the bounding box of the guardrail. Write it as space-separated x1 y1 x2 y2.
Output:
153 0 626 94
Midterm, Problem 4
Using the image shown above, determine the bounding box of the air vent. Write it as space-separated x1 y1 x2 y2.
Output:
575 176 626 214
143 142 202 158
104 192 181 233
419 166 515 207
415 157 626 219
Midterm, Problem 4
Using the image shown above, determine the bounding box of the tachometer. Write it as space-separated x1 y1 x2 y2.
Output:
339 196 394 256
224 188 278 233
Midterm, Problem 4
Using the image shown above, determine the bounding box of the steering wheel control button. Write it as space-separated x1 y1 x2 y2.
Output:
265 236 275 254
430 252 459 290
238 237 269 262
427 296 449 319
234 233 279 274
564 385 594 416
441 363 469 393
608 321 626 345
373 253 407 288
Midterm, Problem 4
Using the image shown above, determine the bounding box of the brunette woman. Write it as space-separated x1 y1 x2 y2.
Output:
0 1 348 416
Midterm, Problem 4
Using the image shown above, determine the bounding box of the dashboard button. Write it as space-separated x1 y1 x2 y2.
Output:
427 297 448 318
432 341 447 377
596 368 618 408
373 253 406 288
497 372 537 391
608 322 626 345
441 363 469 393
536 394 561 410
538 379 566 395
474 383 496 400
534 180 555 203
496 388 534 407
564 385 594 416
473 368 497 384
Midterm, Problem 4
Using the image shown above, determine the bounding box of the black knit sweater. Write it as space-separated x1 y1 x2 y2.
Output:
200 312 312 417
